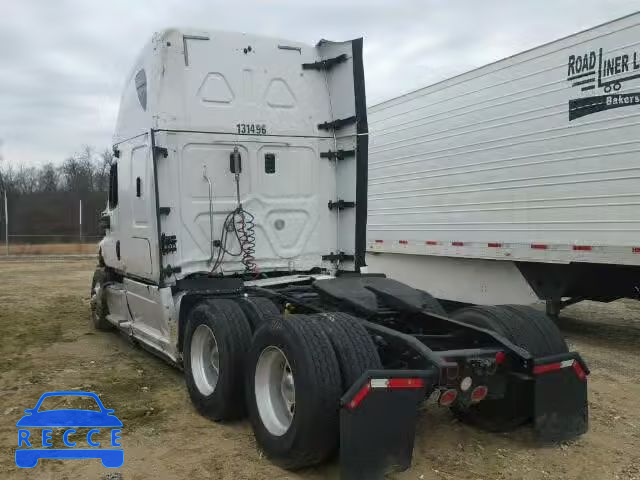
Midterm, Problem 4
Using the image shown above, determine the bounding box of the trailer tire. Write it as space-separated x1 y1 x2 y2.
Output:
246 314 342 469
418 290 447 316
90 267 113 331
314 312 382 391
450 305 568 431
184 299 252 421
235 296 281 330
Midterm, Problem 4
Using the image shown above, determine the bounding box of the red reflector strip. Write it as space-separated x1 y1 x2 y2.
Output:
573 245 592 251
399 240 408 245
533 359 575 375
347 383 371 410
387 378 425 389
533 363 562 375
426 240 438 245
347 377 426 410
375 240 384 244
634 247 640 254
488 242 502 248
573 361 587 381
531 244 548 250
452 241 464 246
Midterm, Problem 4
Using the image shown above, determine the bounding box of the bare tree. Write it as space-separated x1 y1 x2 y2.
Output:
94 148 113 192
61 152 94 193
0 163 17 193
38 163 60 192
0 143 111 194
14 165 38 194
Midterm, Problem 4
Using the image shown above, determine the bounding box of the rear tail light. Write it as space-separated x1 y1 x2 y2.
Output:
495 351 506 365
438 389 457 406
470 385 488 403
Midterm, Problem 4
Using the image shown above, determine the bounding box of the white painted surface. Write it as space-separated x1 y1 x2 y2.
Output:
367 13 640 267
103 30 363 283
366 252 538 305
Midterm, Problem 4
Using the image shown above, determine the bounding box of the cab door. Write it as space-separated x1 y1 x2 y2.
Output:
125 142 154 277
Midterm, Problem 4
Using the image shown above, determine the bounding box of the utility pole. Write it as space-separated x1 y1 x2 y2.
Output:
79 199 83 243
0 139 7 255
3 190 7 255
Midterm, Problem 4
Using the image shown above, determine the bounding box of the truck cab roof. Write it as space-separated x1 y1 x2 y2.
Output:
114 29 338 145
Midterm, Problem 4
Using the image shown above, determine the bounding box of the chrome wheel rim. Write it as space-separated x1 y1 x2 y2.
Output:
255 346 295 436
191 324 220 396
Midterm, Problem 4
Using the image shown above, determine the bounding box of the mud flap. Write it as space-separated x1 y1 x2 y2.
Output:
339 370 433 480
533 353 589 444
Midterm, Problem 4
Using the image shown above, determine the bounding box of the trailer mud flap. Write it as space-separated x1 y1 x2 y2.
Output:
339 371 432 480
533 353 589 444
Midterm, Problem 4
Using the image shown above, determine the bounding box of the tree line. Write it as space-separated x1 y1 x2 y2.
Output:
0 146 112 194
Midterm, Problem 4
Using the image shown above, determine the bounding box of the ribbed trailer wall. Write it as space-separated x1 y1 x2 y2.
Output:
367 13 640 267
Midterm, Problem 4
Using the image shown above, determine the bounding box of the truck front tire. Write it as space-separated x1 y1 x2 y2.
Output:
245 315 342 469
184 299 252 421
90 268 113 331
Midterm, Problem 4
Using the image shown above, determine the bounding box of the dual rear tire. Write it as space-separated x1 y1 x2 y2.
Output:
245 312 381 468
182 298 380 468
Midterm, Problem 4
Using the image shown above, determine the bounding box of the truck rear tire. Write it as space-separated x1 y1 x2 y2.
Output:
500 305 568 356
245 314 342 469
450 305 568 431
90 268 113 331
314 312 382 391
235 296 280 330
184 299 252 421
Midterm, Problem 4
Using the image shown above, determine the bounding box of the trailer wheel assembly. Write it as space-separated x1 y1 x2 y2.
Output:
450 305 568 431
245 314 342 469
235 296 281 331
90 267 113 331
314 312 382 391
184 299 252 421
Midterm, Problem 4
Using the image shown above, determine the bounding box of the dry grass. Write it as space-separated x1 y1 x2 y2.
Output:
5 242 98 255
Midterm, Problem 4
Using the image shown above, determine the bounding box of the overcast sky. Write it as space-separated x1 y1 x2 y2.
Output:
1 1 639 166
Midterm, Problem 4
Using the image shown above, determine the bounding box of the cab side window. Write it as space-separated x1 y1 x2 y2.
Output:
108 163 119 208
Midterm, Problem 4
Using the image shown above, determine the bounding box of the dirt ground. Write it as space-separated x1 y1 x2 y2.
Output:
5 243 98 255
0 259 639 480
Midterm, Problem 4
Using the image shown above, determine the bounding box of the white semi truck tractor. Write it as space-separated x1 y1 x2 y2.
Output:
92 29 589 479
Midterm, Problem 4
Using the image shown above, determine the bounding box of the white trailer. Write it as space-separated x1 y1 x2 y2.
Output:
366 12 640 315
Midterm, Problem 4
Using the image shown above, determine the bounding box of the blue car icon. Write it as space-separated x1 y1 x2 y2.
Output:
15 391 123 468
